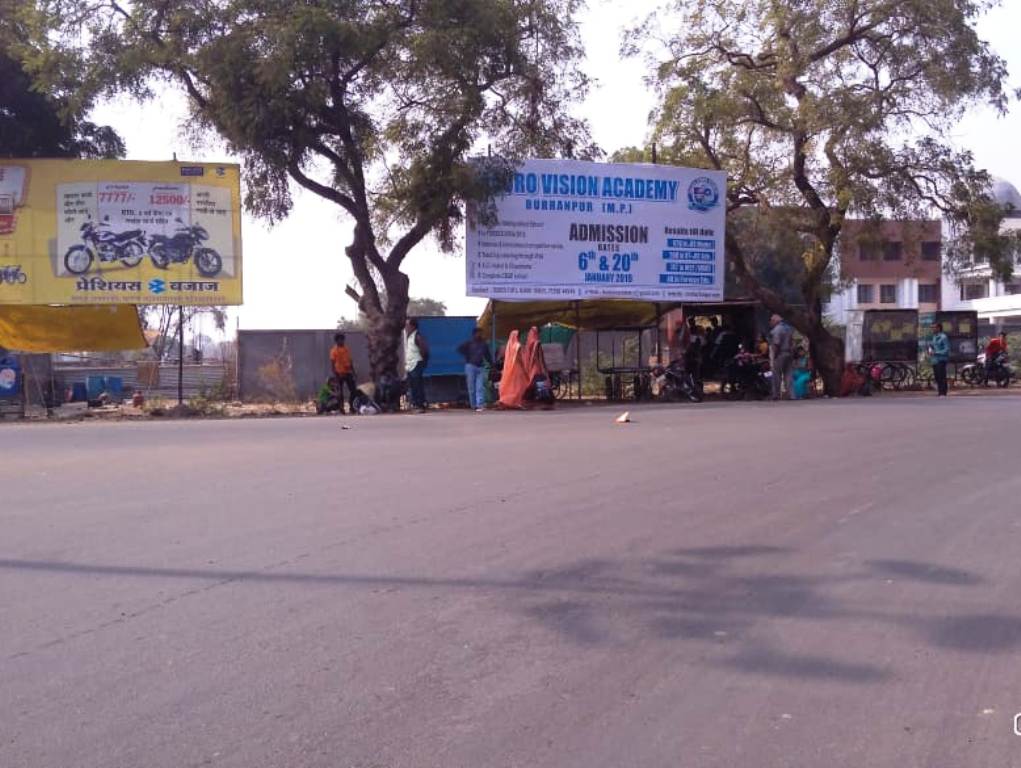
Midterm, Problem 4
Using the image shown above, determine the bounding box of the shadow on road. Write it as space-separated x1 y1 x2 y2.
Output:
2 547 1010 684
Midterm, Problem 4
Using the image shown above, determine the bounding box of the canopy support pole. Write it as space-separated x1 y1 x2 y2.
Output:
654 302 663 363
491 301 498 352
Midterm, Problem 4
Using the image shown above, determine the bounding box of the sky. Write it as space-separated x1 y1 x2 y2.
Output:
90 0 1021 335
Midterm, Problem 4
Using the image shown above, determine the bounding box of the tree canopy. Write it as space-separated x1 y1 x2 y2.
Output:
54 0 591 376
0 1 123 158
636 0 1020 388
338 295 446 330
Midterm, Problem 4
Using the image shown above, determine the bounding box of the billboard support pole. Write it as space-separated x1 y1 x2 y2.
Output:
177 305 184 405
574 301 582 400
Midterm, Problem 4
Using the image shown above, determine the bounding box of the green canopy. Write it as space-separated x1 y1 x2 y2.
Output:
477 299 758 338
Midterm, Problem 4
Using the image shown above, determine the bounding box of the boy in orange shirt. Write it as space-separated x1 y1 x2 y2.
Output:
329 333 357 414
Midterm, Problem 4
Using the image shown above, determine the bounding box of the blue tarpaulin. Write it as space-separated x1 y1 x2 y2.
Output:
415 316 478 377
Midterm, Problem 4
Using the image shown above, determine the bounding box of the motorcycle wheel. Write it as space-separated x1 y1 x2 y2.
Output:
64 245 93 275
149 247 170 271
149 244 171 269
119 242 144 268
960 366 979 386
195 248 222 277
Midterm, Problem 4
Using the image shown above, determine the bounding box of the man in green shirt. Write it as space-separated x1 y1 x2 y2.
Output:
928 322 951 397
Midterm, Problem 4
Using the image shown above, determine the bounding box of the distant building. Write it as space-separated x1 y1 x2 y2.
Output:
825 219 943 326
941 178 1021 328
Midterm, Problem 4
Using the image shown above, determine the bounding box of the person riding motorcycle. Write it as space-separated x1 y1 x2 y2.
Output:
985 332 1008 376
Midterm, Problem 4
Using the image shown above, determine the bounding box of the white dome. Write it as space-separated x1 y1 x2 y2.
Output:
991 178 1021 216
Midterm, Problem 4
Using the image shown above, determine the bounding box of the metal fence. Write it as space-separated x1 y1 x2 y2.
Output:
52 362 232 401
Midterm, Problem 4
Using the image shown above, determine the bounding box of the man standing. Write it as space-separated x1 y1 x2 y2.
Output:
931 322 951 396
929 322 950 396
405 318 430 412
329 332 357 414
768 313 794 401
458 327 493 412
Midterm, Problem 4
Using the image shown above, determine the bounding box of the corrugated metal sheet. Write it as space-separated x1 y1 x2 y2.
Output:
53 363 230 399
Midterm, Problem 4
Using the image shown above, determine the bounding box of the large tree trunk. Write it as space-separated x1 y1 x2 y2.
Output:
363 304 406 381
804 323 844 396
726 231 847 396
359 268 410 381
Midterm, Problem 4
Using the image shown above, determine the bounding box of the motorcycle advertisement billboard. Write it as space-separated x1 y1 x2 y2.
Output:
466 158 726 302
0 159 242 306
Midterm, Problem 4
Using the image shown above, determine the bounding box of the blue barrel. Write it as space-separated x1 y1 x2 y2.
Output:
87 375 106 401
105 376 124 402
71 382 88 402
0 355 21 400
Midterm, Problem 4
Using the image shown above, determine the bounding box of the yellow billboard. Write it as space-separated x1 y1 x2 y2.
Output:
0 159 242 306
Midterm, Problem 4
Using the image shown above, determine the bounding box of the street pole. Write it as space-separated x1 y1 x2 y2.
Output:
178 305 184 405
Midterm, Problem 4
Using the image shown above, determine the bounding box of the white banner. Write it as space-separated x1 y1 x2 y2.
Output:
466 158 726 302
56 181 237 277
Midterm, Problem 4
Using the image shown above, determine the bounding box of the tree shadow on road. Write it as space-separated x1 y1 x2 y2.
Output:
0 549 1009 684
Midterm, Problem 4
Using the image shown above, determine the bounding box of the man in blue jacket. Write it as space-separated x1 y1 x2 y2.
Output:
928 322 950 397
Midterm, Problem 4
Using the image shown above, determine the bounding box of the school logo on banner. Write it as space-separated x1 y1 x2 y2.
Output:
687 177 720 212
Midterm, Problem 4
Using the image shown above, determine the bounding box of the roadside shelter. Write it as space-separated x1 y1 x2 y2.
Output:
477 298 760 399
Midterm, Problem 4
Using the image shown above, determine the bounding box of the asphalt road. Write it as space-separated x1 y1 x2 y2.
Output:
3 397 1021 768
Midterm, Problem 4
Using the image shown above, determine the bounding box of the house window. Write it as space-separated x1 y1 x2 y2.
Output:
859 243 880 261
921 241 941 261
880 284 897 304
918 283 939 303
961 282 989 301
883 242 903 261
857 284 875 304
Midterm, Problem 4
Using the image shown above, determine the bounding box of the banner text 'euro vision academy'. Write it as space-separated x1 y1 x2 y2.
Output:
466 158 726 302
0 159 242 306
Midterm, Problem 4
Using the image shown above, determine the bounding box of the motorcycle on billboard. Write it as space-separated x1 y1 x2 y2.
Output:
147 218 223 277
63 217 147 274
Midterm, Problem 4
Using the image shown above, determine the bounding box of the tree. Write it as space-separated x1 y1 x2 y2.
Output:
139 305 227 361
338 296 446 330
635 0 1019 393
61 0 591 378
613 146 820 306
0 1 123 158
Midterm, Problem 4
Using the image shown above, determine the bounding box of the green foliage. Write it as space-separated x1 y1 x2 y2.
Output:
338 295 446 329
0 1 123 158
406 297 447 317
58 0 591 376
633 0 1017 391
637 0 1018 304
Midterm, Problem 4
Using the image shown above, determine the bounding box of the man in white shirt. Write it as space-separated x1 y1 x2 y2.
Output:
404 318 430 411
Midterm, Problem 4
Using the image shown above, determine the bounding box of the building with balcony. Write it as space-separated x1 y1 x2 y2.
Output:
825 219 943 326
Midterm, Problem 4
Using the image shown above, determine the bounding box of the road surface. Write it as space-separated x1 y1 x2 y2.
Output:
3 397 1021 767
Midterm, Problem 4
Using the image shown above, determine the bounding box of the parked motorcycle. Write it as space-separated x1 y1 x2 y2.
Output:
652 360 703 403
725 355 773 400
0 265 27 284
960 352 1013 388
148 220 222 277
64 218 147 275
